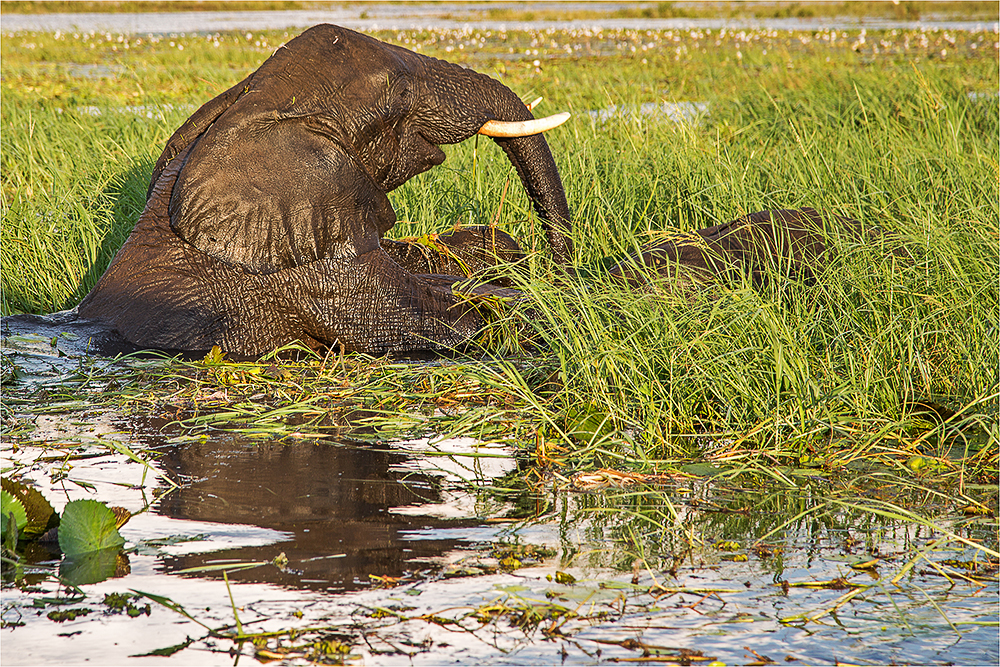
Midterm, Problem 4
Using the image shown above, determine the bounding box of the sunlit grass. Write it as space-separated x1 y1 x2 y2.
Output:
2 25 997 481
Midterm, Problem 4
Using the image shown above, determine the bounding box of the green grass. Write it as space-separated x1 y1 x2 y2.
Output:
474 1 1000 22
2 25 998 479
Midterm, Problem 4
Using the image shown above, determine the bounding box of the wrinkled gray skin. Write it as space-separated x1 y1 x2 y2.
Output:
78 24 572 356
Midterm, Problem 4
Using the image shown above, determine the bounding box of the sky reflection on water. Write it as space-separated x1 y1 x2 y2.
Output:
4 3 996 34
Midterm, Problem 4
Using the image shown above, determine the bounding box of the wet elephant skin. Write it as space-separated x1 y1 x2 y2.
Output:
77 24 572 357
607 207 873 289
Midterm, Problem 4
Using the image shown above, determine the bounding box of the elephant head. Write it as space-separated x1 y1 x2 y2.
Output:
159 24 573 273
78 25 573 355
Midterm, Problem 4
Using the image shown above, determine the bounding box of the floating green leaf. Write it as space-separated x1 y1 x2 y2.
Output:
1 489 27 550
58 499 126 557
47 607 92 622
2 477 58 538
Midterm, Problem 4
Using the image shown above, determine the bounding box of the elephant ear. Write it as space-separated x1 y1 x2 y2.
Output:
147 74 254 201
169 119 396 275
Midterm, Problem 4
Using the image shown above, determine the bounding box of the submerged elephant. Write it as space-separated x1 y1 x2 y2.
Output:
72 24 874 359
607 207 870 290
77 24 573 356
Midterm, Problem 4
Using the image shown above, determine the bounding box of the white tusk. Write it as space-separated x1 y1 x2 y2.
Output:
478 112 570 138
527 96 543 111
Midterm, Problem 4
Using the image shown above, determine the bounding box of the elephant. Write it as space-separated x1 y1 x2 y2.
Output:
67 24 884 359
76 24 573 357
606 207 872 290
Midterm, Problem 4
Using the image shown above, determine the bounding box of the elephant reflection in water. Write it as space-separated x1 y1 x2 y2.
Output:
155 435 485 591
76 24 872 358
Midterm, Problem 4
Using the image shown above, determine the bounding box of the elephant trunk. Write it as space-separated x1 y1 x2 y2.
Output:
426 60 574 267
491 132 574 267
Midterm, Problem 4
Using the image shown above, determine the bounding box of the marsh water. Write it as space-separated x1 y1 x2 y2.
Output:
4 2 997 34
2 326 998 666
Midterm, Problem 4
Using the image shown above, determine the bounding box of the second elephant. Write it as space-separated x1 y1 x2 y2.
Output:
607 207 871 290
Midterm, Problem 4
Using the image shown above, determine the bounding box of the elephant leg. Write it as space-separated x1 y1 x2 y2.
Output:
380 226 524 285
294 249 504 355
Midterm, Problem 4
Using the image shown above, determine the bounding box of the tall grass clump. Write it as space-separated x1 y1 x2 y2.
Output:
503 65 998 467
1 104 177 314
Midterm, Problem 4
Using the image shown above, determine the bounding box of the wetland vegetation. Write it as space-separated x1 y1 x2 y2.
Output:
2 17 998 665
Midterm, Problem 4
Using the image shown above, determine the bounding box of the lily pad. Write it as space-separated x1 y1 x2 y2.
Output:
58 499 126 557
1 489 28 537
2 477 58 538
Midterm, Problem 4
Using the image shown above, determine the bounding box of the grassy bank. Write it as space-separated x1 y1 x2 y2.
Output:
2 25 997 480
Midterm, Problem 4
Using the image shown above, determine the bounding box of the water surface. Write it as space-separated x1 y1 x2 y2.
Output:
2 301 997 666
2 404 996 664
4 3 996 34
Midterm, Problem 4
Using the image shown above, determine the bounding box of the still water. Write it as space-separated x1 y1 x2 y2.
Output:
3 2 997 34
1 316 997 666
1 343 997 665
